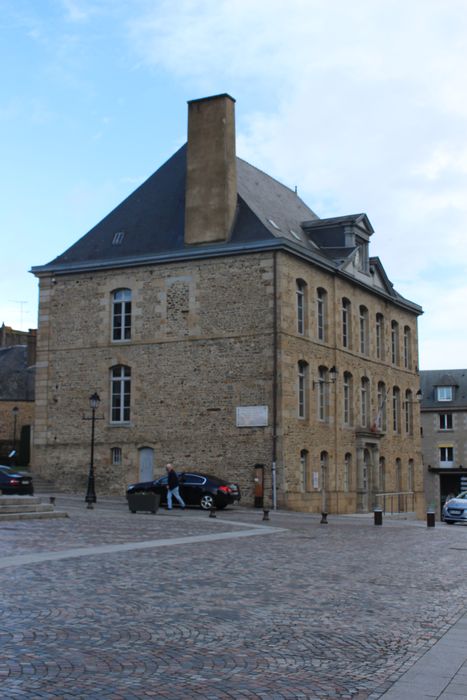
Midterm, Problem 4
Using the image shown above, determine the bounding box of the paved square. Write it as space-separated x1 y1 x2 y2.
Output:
1 498 466 699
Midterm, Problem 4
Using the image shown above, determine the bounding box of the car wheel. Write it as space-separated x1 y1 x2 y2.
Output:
445 520 455 524
200 493 215 510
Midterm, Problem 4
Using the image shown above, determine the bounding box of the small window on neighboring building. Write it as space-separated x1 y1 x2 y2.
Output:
392 386 401 433
437 386 453 402
360 376 370 427
342 298 352 349
112 231 125 245
439 413 453 430
111 447 122 465
403 326 412 369
391 321 400 365
439 446 454 467
343 372 353 426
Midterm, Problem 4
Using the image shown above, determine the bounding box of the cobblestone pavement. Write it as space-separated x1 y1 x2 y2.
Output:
1 496 467 699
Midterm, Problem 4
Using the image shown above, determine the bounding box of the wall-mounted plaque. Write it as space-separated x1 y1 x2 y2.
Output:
236 405 268 427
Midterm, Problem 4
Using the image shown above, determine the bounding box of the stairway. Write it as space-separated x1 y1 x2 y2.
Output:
0 495 68 521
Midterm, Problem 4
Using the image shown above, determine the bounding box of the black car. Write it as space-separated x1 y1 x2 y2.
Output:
127 471 241 510
0 466 34 495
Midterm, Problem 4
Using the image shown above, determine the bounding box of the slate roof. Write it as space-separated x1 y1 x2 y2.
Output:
420 370 467 410
31 143 422 314
0 346 35 401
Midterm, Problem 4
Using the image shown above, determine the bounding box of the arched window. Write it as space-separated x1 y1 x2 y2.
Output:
316 288 327 341
405 389 413 434
296 279 307 335
343 453 352 492
392 386 401 433
377 381 387 432
298 361 309 419
110 365 131 423
112 288 132 341
359 305 369 355
320 451 329 491
317 366 329 422
408 459 414 492
343 372 353 425
342 298 352 348
376 313 385 360
300 449 309 492
391 321 400 365
360 376 370 427
403 326 412 369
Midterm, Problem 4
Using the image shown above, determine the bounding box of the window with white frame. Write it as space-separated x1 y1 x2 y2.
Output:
403 326 412 369
377 381 387 432
359 305 369 355
360 376 370 427
392 386 401 433
343 372 353 425
111 365 131 423
439 446 454 466
342 298 351 348
320 451 328 491
376 313 384 360
343 453 352 492
111 447 122 465
405 389 413 435
300 449 310 492
298 361 308 419
316 288 327 341
296 279 307 335
317 366 329 422
439 413 453 430
391 321 399 365
437 386 453 402
112 288 132 341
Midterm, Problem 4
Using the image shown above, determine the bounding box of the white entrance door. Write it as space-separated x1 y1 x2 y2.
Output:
139 447 154 482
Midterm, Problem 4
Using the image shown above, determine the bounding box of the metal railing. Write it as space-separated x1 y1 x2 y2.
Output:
374 491 415 514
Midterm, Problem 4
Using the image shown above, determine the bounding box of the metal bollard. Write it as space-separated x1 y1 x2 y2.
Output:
49 496 56 506
320 512 328 524
262 509 270 521
209 507 217 518
374 508 383 526
427 511 435 528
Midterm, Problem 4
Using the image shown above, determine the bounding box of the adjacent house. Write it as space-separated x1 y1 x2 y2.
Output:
31 93 424 514
0 324 36 465
420 369 467 515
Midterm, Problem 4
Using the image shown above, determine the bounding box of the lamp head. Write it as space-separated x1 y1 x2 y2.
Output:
89 392 100 410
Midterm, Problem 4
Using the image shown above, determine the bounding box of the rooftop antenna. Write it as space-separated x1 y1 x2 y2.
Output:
9 300 28 329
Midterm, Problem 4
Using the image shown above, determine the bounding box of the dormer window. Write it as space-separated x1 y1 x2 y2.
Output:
437 386 453 402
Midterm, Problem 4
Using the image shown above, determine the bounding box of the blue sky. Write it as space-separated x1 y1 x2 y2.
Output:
2 0 467 369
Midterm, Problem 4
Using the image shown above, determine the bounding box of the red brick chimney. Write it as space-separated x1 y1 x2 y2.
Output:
185 94 237 245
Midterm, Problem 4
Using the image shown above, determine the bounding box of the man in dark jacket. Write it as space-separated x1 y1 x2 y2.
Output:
166 464 186 510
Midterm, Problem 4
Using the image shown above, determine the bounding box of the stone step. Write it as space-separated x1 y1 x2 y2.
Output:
0 510 68 521
0 495 68 521
0 503 55 514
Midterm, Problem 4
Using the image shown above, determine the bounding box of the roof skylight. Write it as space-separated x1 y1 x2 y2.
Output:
267 218 281 230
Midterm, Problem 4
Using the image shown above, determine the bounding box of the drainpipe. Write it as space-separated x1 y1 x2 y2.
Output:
272 251 278 509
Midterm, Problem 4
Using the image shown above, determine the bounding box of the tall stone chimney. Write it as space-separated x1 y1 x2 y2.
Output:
185 94 237 245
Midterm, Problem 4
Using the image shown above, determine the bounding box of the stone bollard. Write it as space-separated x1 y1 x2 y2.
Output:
262 509 270 521
427 511 435 528
320 512 328 524
209 507 217 518
374 507 383 526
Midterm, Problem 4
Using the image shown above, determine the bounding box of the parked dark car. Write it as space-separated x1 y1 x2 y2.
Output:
127 471 241 510
0 466 34 495
443 492 467 524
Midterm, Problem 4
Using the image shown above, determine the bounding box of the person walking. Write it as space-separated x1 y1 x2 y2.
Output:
166 464 186 510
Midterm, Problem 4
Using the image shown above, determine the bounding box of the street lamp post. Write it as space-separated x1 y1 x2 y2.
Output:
11 406 19 466
85 393 100 509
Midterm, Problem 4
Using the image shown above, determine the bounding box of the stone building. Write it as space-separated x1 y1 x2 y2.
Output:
0 325 36 465
31 94 424 514
420 369 467 516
